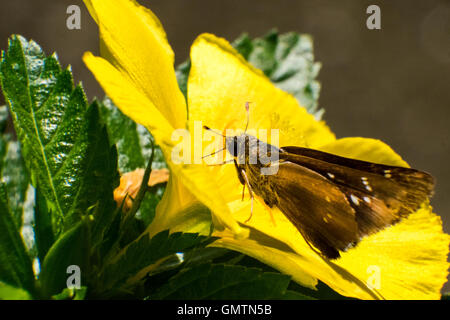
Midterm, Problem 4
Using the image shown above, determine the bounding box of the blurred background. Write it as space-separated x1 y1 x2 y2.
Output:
1 0 449 291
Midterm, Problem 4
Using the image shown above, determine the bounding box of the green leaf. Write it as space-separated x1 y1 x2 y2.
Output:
0 136 30 226
0 105 8 133
99 231 213 294
52 286 87 300
233 30 323 119
150 264 314 300
99 97 145 172
282 290 315 300
175 60 190 101
73 102 120 244
0 107 35 259
100 96 166 227
0 281 32 300
0 183 35 295
138 186 164 226
33 185 54 263
100 96 166 172
225 253 348 300
39 218 91 297
1 35 78 232
0 35 119 236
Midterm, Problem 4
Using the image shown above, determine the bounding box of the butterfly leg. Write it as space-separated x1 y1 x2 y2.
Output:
206 159 235 166
240 169 254 223
260 200 277 227
241 183 246 201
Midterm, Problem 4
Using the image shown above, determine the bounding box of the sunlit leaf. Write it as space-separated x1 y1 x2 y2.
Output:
0 281 32 300
0 183 35 295
150 264 313 300
39 218 90 297
0 35 119 237
99 231 213 294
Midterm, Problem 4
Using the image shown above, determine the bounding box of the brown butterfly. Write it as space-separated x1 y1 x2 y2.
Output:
204 104 434 259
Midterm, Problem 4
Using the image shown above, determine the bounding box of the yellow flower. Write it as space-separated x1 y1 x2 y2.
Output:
83 0 449 299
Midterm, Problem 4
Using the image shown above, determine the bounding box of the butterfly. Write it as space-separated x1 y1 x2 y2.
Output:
204 103 434 259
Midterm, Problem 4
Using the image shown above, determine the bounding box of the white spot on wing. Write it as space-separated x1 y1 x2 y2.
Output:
350 194 360 205
361 178 373 191
327 173 335 179
363 196 371 203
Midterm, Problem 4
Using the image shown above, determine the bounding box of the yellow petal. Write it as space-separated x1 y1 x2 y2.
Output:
159 166 245 238
336 205 449 300
212 229 319 290
148 174 212 236
82 52 174 145
146 126 244 238
83 0 186 129
318 137 408 167
188 33 335 149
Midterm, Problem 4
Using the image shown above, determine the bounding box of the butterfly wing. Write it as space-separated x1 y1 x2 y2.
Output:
265 161 360 259
279 146 434 238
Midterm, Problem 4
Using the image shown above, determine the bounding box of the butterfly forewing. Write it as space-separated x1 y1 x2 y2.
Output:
279 146 434 238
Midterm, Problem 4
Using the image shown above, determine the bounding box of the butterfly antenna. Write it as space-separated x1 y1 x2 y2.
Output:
202 126 228 159
201 147 226 159
244 102 250 133
203 125 226 138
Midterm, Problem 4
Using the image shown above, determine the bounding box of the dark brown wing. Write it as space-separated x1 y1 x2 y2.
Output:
267 161 360 259
279 146 434 238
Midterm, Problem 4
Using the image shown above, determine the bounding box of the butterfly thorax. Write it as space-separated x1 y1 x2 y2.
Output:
226 134 280 207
